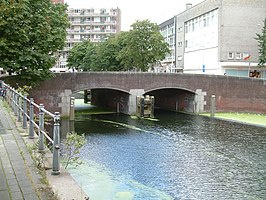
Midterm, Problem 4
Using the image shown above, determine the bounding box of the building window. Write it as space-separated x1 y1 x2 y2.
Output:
177 56 183 61
178 42 182 47
192 19 195 32
185 23 188 33
185 40 188 48
203 14 207 27
178 27 183 32
228 52 234 59
235 52 242 60
169 37 174 45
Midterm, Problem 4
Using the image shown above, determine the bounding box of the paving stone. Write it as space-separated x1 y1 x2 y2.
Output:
8 183 21 193
6 179 19 187
0 180 8 191
5 173 16 181
21 186 36 195
10 191 23 200
0 190 11 200
16 174 29 182
18 179 32 187
4 169 14 175
23 192 39 200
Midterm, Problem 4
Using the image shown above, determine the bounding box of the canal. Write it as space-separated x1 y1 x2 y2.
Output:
64 105 266 200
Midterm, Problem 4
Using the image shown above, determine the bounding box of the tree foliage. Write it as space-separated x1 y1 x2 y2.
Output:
67 20 170 72
0 0 69 82
256 18 266 67
67 40 96 71
118 20 170 71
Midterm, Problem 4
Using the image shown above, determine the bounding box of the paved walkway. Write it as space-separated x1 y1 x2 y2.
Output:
0 98 89 200
0 99 44 200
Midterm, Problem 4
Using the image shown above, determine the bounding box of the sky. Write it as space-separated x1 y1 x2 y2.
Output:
64 0 204 31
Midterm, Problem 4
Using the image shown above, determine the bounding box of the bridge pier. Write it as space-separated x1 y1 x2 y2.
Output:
58 89 72 117
128 89 145 115
194 89 206 113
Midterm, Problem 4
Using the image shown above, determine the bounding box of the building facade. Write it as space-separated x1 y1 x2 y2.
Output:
51 7 121 72
52 0 64 4
159 17 177 73
160 0 266 78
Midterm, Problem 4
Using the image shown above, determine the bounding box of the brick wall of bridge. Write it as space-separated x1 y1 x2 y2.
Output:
7 72 264 116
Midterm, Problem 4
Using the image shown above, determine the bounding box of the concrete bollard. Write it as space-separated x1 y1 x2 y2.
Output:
140 96 145 117
69 97 75 121
210 94 216 117
117 102 120 113
150 96 155 118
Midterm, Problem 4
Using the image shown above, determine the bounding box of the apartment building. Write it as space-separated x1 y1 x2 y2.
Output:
160 0 266 78
159 17 178 73
51 7 121 72
52 0 64 3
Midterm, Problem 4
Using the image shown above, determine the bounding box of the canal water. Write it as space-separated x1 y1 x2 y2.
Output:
65 106 266 200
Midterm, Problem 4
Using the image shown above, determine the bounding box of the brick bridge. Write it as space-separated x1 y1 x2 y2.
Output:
30 72 266 117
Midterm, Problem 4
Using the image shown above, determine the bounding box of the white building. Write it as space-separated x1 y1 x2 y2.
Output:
159 17 178 73
160 0 266 78
51 7 121 72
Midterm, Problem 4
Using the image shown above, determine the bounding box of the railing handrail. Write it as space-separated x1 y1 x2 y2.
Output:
0 80 61 175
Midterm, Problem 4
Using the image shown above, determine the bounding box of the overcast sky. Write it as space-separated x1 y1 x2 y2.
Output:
64 0 204 31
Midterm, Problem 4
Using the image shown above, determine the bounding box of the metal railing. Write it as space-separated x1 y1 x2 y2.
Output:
0 81 61 175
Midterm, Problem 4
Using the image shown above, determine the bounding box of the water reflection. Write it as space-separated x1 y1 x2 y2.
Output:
65 110 266 200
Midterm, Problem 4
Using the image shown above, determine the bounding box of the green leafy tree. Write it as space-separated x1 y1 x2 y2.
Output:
256 18 266 67
67 20 169 72
0 0 69 82
67 40 96 71
118 20 170 71
93 32 133 71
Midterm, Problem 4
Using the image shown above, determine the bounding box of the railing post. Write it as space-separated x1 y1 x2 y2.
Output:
52 112 60 175
29 98 34 139
38 104 45 152
12 89 15 113
23 95 28 129
14 92 18 116
17 95 22 122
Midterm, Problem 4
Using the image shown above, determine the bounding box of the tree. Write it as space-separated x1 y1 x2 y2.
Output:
118 20 170 71
256 18 266 67
0 0 69 82
67 40 96 71
67 20 169 72
94 32 134 71
61 132 86 169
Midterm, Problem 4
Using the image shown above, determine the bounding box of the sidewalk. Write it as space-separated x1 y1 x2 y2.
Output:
0 100 43 200
0 99 88 200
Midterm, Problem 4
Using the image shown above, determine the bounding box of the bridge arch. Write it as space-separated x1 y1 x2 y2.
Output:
71 87 131 113
145 87 197 112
